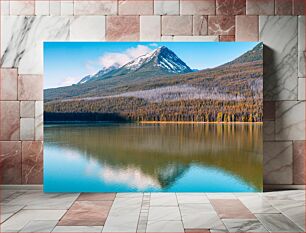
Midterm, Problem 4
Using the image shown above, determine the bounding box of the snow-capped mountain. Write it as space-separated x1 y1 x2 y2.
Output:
78 65 118 84
78 75 92 84
44 43 263 103
122 46 192 73
78 46 193 84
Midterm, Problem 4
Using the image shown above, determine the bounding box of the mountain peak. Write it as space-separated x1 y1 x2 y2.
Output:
156 46 168 52
78 46 193 85
147 46 192 73
121 46 192 74
154 46 174 56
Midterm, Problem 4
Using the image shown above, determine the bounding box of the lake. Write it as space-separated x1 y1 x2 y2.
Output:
44 123 262 192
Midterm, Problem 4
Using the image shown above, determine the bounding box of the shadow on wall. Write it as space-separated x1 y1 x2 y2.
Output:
263 45 278 100
44 112 131 123
262 45 286 186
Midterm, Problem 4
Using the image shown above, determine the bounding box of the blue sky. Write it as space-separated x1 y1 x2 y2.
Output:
44 42 260 89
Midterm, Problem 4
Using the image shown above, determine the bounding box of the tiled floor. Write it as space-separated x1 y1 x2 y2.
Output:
0 189 304 232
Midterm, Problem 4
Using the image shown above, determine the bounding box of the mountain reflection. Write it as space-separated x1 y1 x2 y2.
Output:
44 123 262 191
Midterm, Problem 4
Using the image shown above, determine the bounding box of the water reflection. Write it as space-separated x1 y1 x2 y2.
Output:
44 123 262 192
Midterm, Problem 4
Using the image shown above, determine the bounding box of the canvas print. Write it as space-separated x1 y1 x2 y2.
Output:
43 42 263 192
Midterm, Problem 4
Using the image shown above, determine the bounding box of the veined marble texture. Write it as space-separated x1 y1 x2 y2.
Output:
1 16 70 74
275 101 305 140
268 200 305 231
255 213 304 232
298 16 305 78
154 0 179 15
35 101 43 140
259 16 298 101
263 141 293 184
70 16 106 41
263 121 275 141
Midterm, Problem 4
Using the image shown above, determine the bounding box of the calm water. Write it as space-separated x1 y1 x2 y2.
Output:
44 123 262 192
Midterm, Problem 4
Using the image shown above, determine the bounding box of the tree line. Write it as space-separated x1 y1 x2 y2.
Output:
44 96 263 122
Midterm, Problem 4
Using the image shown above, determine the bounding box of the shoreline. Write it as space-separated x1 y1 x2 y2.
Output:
44 121 263 125
140 121 263 124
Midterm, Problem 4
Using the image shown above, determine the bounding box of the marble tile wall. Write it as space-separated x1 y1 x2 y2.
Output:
0 0 305 185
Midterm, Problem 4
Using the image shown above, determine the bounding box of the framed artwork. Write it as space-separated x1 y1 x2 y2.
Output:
43 42 263 192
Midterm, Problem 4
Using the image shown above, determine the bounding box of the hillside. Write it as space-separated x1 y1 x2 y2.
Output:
221 42 263 66
44 43 263 122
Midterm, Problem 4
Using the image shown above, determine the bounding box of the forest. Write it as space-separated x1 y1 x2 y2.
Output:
44 96 262 122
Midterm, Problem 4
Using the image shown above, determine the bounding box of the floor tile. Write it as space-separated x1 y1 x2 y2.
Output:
261 190 305 201
210 230 228 233
58 201 112 226
206 193 237 199
20 220 58 232
1 190 304 233
148 206 181 221
256 213 304 232
184 212 223 229
1 191 26 203
103 196 142 232
116 193 143 198
150 193 178 206
238 196 279 213
176 193 210 204
0 209 66 232
0 190 17 201
179 203 224 229
1 204 24 223
179 203 215 213
52 226 103 232
210 199 256 219
209 222 228 232
222 219 269 232
77 193 116 201
233 193 260 197
268 199 305 210
6 191 79 210
268 200 305 230
112 196 142 208
146 220 184 233
103 205 141 232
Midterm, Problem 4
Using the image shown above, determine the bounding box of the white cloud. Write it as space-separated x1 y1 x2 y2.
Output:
59 76 81 86
99 45 152 68
101 165 161 190
85 60 101 75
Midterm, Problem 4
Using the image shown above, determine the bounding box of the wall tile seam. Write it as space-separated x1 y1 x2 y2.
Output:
160 15 162 37
1 12 305 184
7 0 120 17
191 13 193 35
4 10 306 16
6 0 306 16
